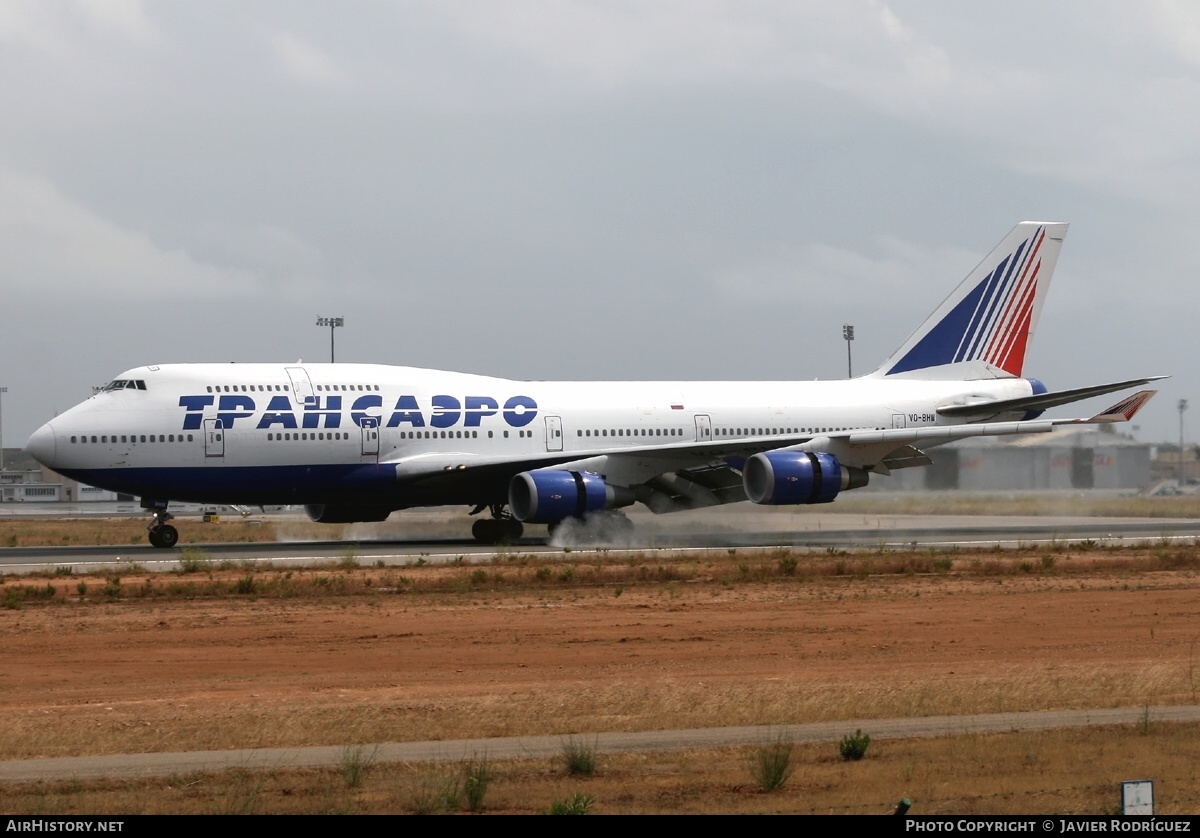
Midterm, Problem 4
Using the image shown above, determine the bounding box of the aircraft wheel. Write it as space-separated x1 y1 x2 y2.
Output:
152 525 179 549
502 520 524 542
472 519 498 544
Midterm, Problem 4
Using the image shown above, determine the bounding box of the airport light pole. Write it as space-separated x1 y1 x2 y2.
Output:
316 317 344 363
843 324 855 378
0 386 6 474
1179 398 1188 483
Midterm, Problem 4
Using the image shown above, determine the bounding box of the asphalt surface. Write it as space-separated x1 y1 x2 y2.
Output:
3 512 1200 573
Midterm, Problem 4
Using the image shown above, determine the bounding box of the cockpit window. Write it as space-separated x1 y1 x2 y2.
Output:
101 379 147 391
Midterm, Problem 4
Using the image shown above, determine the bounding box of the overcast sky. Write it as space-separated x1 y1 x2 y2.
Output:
2 1 1198 446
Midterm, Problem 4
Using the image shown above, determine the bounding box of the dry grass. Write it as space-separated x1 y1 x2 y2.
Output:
2 539 1198 607
0 518 281 547
7 662 1193 761
3 532 1198 814
4 723 1200 814
1 545 1199 760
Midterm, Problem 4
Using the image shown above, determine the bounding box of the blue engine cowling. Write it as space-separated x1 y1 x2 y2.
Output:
509 470 609 523
1023 378 1048 420
742 451 868 505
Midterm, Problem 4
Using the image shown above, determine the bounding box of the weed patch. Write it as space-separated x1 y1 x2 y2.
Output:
750 734 794 792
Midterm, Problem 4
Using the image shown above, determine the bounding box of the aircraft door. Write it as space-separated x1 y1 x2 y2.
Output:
285 367 315 404
360 417 379 456
892 414 906 429
203 418 225 458
545 415 563 452
694 414 712 442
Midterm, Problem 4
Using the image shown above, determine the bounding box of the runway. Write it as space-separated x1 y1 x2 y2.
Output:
3 506 1200 572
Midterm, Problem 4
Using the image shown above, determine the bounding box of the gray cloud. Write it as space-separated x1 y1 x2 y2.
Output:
0 1 1194 446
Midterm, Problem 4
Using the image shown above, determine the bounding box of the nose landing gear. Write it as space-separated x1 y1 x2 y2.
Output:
142 499 179 549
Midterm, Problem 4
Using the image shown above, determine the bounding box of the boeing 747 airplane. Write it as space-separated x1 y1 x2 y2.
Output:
26 222 1161 547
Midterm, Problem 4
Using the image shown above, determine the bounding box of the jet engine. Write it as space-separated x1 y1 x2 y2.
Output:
304 504 395 524
742 451 869 505
509 469 634 523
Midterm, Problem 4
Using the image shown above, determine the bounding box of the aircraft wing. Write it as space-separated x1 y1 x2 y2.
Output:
799 389 1158 472
384 391 1158 505
936 376 1167 421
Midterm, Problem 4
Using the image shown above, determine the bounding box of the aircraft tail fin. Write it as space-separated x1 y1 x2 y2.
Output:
871 222 1068 381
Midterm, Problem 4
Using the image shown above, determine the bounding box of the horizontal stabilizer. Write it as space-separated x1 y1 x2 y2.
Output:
1074 389 1158 424
937 376 1167 420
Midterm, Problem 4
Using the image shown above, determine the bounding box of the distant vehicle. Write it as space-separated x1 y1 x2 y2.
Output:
27 222 1161 547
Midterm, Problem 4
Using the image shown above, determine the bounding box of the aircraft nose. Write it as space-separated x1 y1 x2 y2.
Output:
26 422 57 468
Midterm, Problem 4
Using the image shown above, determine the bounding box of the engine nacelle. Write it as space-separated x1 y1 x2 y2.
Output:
509 469 633 523
304 504 395 524
743 451 869 505
1023 378 1048 420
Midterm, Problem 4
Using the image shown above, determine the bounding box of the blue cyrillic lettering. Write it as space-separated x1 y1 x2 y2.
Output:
178 395 214 430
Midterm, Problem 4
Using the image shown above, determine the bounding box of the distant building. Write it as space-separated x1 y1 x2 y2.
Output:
0 449 124 502
0 469 61 502
868 428 1153 492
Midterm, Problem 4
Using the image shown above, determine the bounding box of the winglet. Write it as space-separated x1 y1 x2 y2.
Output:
1084 390 1157 423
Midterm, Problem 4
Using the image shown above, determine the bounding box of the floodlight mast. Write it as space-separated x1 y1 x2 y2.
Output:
843 324 855 378
0 386 7 473
315 317 344 363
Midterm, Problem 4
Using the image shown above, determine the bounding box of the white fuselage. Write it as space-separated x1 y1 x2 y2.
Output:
27 362 1033 508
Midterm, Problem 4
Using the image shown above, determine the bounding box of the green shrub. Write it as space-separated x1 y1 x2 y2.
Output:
839 729 871 761
3 587 23 610
462 753 490 812
545 792 594 815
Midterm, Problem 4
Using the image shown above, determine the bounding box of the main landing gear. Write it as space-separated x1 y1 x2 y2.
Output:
469 504 524 545
142 500 179 549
